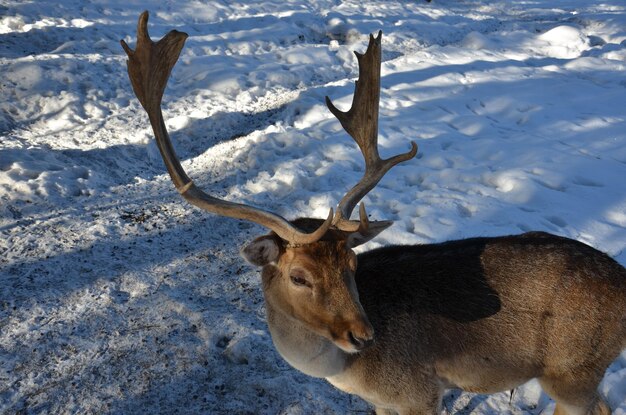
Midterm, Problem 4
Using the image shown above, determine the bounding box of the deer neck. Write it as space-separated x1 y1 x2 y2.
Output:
264 301 347 378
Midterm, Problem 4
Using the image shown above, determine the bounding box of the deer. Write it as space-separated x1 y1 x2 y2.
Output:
121 12 626 415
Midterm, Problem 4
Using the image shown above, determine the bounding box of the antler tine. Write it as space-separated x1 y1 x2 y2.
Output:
325 31 417 232
121 11 333 245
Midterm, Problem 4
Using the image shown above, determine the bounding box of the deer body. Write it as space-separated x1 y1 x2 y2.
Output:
257 231 626 414
122 13 625 414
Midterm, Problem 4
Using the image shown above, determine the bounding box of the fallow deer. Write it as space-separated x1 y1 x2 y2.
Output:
121 12 626 415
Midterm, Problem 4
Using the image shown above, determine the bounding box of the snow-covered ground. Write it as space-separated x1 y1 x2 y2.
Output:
1 0 626 413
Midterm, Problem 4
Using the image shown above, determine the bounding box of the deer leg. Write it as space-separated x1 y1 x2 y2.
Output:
539 375 610 415
376 409 435 415
392 397 441 415
588 399 612 415
553 400 610 415
376 388 441 415
395 408 439 415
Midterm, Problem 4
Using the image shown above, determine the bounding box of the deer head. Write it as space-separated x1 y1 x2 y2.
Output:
121 12 417 353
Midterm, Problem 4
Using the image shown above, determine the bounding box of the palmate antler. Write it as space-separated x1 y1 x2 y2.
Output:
121 13 416 246
121 11 332 245
325 31 418 235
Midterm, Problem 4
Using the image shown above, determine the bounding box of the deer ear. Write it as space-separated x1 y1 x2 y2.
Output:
346 221 392 248
241 235 282 266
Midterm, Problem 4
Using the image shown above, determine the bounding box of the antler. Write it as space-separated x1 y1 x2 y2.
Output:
121 11 332 245
325 31 417 233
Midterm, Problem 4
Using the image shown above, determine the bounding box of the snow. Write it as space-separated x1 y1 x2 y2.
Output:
1 0 625 413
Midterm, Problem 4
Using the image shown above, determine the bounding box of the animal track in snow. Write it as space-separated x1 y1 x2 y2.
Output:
571 176 604 188
544 215 568 229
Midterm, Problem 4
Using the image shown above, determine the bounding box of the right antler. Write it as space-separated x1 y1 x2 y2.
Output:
326 31 418 233
121 11 332 245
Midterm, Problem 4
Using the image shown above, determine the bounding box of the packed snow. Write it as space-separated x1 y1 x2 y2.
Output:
1 0 626 413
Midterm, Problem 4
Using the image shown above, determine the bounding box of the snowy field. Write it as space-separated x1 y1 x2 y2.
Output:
1 0 626 413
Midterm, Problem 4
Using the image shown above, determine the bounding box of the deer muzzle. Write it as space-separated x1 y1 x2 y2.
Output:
332 315 375 353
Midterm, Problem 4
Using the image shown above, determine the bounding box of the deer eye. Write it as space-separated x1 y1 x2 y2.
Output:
290 272 311 288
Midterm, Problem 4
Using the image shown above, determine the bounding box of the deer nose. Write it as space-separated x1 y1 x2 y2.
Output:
347 325 375 351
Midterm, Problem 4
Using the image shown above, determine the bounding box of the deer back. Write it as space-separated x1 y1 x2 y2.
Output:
335 232 626 397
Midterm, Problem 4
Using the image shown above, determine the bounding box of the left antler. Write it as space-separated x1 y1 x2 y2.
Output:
121 11 333 245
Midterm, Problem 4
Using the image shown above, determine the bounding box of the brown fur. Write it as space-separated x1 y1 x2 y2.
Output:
259 234 373 352
244 224 626 415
